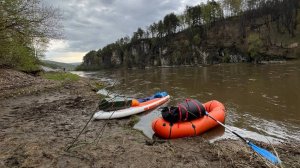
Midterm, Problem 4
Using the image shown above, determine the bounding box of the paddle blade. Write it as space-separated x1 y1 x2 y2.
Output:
248 142 281 164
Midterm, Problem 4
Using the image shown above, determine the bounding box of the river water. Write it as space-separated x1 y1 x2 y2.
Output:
73 60 300 143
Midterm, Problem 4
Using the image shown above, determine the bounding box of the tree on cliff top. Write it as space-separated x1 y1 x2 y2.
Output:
0 0 62 71
163 13 180 36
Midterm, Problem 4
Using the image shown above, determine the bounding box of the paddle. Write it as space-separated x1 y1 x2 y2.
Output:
204 111 281 165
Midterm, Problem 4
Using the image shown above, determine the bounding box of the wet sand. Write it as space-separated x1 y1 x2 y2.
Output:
0 69 299 167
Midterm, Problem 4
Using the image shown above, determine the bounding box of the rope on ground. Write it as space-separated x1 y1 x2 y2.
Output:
65 81 118 151
65 80 136 151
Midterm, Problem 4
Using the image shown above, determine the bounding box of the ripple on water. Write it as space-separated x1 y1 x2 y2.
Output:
75 62 300 143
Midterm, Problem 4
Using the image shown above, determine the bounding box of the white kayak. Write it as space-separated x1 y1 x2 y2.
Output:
93 95 170 119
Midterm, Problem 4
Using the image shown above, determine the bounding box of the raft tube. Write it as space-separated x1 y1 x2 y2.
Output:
152 100 225 139
93 94 170 119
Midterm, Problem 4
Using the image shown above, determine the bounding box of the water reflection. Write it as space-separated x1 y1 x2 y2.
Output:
72 60 300 142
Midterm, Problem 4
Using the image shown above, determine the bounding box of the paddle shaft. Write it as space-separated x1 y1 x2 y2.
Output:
204 111 281 165
205 111 248 143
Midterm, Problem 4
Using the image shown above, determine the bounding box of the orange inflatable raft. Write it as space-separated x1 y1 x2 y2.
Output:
152 100 225 139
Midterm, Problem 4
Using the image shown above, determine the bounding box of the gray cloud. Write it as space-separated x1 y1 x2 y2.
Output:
43 0 202 62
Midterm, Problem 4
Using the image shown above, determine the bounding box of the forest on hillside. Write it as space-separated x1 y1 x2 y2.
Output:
0 0 61 72
79 0 299 70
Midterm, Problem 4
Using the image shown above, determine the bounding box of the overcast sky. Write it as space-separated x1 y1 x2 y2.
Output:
44 0 204 63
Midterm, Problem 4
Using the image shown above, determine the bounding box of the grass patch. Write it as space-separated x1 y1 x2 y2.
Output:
41 72 80 82
90 80 104 92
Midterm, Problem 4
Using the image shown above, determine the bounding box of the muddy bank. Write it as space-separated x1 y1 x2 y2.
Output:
0 69 299 168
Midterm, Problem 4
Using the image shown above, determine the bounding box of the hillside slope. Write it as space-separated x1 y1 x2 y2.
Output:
78 0 299 70
42 60 78 71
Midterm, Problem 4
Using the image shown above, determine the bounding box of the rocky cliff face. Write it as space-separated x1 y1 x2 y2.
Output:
96 42 248 68
79 25 298 70
80 35 293 70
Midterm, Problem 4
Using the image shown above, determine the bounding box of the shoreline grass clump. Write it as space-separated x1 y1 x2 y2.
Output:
41 72 80 82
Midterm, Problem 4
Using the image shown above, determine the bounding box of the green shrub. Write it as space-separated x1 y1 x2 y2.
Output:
247 33 263 63
222 49 231 63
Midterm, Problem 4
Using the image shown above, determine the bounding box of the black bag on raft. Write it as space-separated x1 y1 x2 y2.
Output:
161 99 206 123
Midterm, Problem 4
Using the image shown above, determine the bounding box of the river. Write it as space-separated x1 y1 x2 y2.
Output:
73 60 300 143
